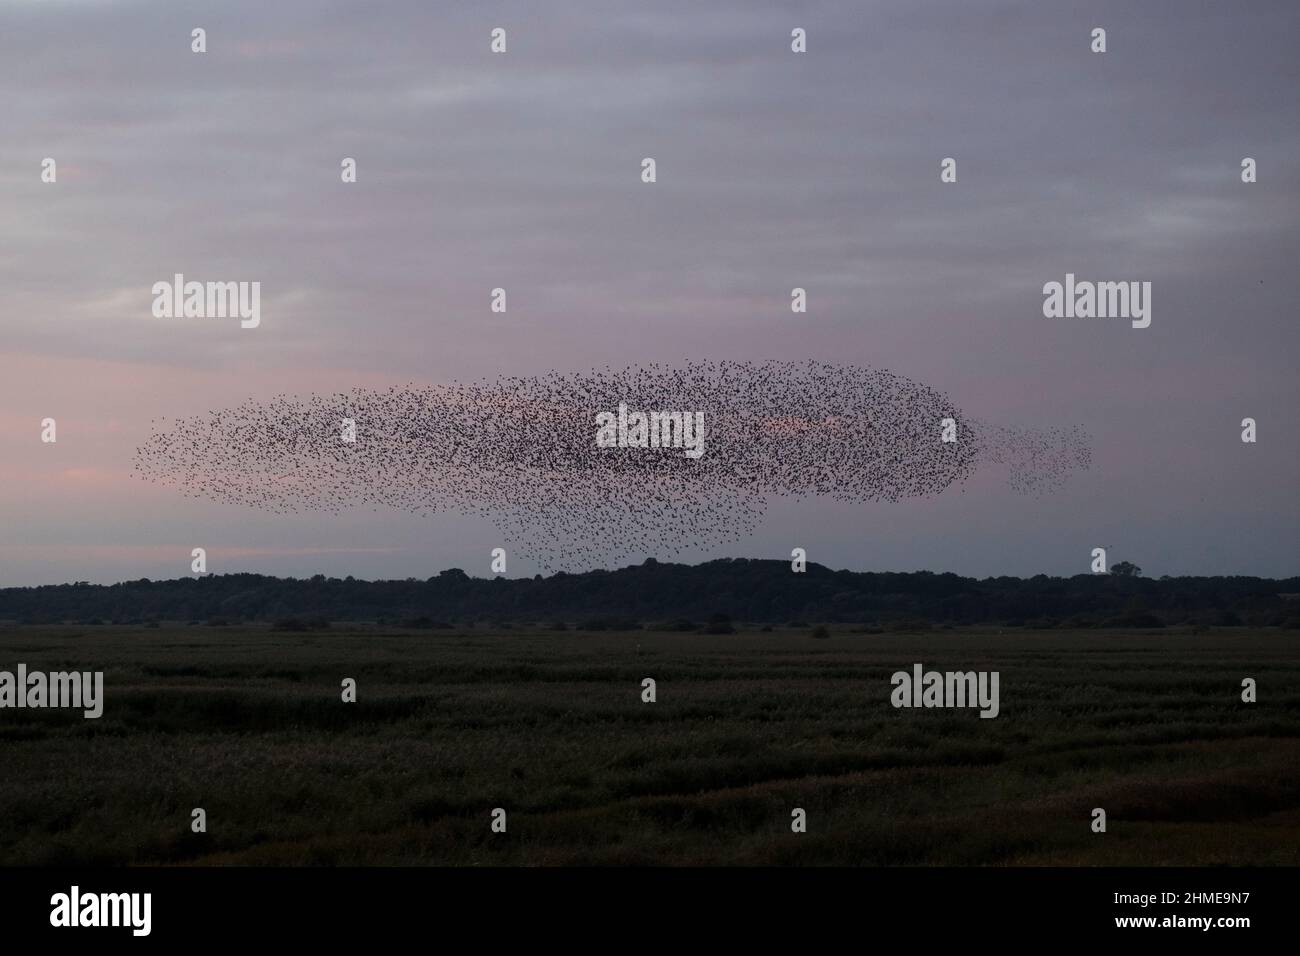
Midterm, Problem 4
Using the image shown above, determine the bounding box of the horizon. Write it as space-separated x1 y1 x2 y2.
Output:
7 555 1300 591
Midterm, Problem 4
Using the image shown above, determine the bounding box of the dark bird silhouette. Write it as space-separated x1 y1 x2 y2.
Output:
132 361 1090 569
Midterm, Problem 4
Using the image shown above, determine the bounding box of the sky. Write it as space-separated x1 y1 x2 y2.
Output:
1 0 1297 586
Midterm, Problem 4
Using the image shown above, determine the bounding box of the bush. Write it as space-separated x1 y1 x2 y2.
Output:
577 618 640 631
398 617 451 630
646 619 695 632
888 618 932 633
810 625 831 640
272 617 329 632
701 613 735 635
1100 612 1165 629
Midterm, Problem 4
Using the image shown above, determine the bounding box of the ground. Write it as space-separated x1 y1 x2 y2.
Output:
1 625 1296 865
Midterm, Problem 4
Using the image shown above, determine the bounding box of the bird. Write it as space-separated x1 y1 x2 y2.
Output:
132 361 1090 571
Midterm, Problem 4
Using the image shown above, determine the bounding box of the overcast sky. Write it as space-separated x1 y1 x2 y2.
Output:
1 0 1297 585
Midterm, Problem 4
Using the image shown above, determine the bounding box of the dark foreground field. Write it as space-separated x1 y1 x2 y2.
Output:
1 625 1297 866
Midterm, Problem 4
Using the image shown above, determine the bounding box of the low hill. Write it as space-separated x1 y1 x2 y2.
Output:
2 559 1298 628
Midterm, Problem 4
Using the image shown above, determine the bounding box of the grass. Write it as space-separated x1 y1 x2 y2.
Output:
0 624 1296 865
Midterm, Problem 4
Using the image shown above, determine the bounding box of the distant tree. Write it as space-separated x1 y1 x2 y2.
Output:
810 625 830 639
3 561 1292 627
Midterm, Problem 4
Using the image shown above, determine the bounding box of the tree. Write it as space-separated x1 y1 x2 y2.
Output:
1111 561 1142 577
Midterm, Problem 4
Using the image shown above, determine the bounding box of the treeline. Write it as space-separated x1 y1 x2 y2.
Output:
1 559 1298 629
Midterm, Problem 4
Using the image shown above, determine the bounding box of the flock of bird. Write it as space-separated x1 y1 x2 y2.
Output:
132 361 1091 569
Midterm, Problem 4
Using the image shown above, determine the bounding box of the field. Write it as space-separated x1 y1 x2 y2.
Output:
1 625 1297 866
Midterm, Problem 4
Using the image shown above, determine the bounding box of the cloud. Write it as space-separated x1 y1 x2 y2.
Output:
0 0 1296 582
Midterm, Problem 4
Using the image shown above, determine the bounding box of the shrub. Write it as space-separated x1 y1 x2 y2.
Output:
889 618 932 633
1100 612 1165 629
577 618 640 631
398 617 451 630
701 613 735 635
271 617 330 632
656 618 696 632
